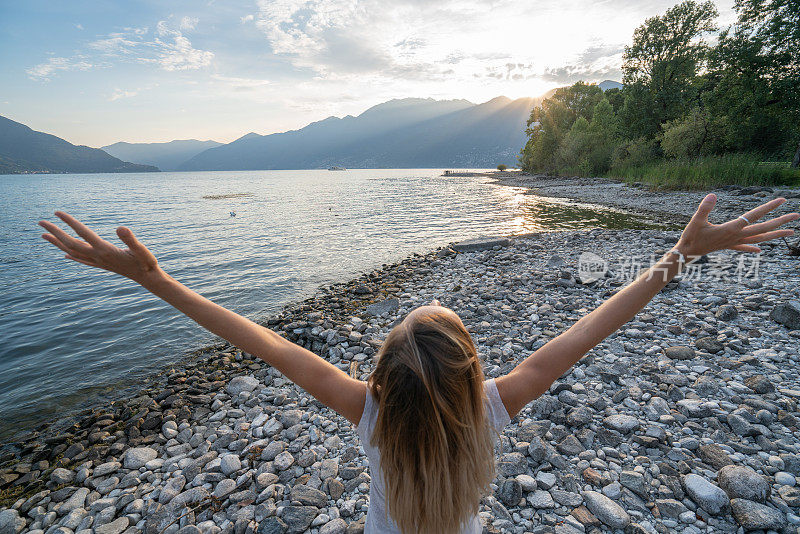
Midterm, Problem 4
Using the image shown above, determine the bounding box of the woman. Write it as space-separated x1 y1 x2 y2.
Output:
39 194 796 534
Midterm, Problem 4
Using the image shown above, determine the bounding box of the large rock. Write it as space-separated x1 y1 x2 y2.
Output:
730 498 786 530
290 485 327 507
124 447 158 469
319 519 347 534
220 454 242 476
581 490 630 529
682 474 729 514
282 506 318 534
257 517 288 534
602 414 640 434
452 236 511 252
94 517 130 534
227 375 260 395
717 465 770 502
664 346 695 360
365 298 399 317
0 509 25 534
770 300 800 330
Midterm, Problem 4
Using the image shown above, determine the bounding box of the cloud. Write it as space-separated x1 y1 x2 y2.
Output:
179 16 199 31
109 88 138 101
154 21 214 71
28 21 213 81
26 56 94 81
240 14 254 24
541 44 625 84
75 23 84 30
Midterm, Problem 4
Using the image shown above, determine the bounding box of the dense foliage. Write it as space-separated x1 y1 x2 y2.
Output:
519 0 800 188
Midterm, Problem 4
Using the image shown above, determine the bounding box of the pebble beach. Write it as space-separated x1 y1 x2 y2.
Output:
2 176 800 534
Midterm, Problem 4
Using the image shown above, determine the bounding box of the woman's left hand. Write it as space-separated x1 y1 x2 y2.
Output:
676 194 799 259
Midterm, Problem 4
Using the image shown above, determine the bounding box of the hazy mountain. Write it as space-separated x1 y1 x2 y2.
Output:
102 139 222 171
0 115 158 175
179 96 541 170
599 80 623 92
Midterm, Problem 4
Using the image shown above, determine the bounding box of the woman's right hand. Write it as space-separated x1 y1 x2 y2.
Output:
676 194 798 259
39 211 163 284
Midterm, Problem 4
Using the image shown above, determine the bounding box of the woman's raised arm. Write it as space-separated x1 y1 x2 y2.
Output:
39 211 366 425
496 194 798 418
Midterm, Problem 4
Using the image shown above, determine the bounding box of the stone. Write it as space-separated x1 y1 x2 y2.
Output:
715 305 738 321
664 346 695 360
365 298 399 317
770 300 800 330
497 479 523 507
452 236 511 252
656 499 688 519
319 519 347 534
0 509 25 534
698 444 734 470
257 517 288 534
682 474 729 515
695 336 724 354
93 517 129 534
744 375 774 394
50 468 74 485
497 452 527 477
227 375 260 396
581 490 630 529
93 462 121 477
775 471 796 486
124 447 158 469
602 414 639 434
730 498 786 530
556 435 585 456
159 475 186 504
516 474 537 491
282 506 318 534
290 485 327 507
527 490 555 508
60 487 90 515
620 470 647 498
717 465 770 502
220 454 242 476
214 479 237 499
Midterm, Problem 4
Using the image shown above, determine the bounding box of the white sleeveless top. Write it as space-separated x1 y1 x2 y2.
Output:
355 378 512 534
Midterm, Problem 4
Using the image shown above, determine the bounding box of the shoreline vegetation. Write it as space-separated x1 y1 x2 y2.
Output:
2 175 800 533
519 0 800 191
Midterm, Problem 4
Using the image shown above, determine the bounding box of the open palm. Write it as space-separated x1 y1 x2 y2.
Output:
39 211 160 283
677 194 798 258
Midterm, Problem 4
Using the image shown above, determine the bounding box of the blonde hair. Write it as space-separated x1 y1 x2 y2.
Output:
367 307 495 534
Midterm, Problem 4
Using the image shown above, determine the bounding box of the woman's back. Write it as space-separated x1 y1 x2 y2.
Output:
356 378 511 534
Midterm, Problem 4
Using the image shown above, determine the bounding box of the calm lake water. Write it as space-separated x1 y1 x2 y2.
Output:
0 169 664 441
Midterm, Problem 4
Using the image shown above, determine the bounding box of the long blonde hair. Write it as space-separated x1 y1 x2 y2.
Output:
368 307 495 534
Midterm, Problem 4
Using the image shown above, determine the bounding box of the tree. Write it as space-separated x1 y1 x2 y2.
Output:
497 164 507 171
730 0 800 165
520 83 604 173
622 1 718 134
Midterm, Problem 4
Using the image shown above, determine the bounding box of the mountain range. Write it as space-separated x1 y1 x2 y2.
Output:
0 115 157 175
179 95 541 171
1 81 622 174
102 139 223 171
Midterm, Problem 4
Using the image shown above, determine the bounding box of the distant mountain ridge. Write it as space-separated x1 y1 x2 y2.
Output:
179 96 544 171
0 115 158 175
102 139 222 171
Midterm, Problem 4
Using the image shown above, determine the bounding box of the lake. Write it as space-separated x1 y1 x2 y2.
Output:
0 169 663 441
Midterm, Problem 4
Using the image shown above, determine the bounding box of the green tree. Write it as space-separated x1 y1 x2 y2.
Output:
621 1 718 136
520 83 604 173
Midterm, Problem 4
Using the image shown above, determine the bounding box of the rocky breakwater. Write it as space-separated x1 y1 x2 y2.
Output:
2 227 800 534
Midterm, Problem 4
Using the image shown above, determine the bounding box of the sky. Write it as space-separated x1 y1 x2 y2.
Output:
0 0 736 147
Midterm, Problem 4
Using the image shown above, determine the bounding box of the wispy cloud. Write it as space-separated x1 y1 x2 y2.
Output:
26 56 94 81
109 88 139 101
28 20 213 81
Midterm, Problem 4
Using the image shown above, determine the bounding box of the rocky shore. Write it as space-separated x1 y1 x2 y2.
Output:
2 177 800 534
